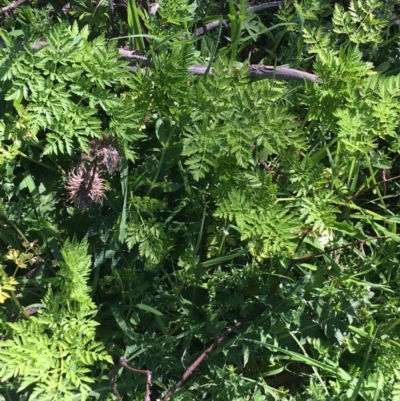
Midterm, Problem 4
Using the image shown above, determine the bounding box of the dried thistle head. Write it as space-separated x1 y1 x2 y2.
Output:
86 138 121 175
66 166 107 210
65 136 120 210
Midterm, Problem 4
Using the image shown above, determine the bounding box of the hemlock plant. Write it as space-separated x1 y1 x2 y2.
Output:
1 0 400 400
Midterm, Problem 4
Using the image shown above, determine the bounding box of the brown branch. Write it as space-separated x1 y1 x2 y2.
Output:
118 48 155 67
345 173 400 203
109 362 123 401
247 64 318 82
187 64 318 82
249 1 286 13
109 357 152 401
126 62 318 82
159 304 267 401
0 0 30 21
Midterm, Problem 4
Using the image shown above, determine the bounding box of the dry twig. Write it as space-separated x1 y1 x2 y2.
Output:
0 0 31 21
109 357 152 401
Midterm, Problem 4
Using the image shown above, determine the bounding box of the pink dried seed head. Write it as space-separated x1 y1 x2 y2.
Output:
66 166 107 210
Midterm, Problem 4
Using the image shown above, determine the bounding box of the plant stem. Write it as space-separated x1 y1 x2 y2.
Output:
146 127 175 196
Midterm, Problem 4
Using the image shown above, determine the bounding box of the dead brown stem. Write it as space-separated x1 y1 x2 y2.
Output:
0 0 30 21
109 357 152 401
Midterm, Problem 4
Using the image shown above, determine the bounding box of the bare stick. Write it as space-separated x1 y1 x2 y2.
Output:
109 363 123 401
247 64 318 82
118 48 155 67
345 173 400 203
249 1 286 13
109 357 152 401
189 64 318 82
0 0 30 21
159 304 266 401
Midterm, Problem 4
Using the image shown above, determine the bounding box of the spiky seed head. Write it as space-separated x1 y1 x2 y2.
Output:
66 166 107 210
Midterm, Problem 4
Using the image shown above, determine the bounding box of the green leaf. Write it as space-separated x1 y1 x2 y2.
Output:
110 303 132 333
135 303 164 316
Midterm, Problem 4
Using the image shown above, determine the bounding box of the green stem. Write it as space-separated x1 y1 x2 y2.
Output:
17 150 59 172
11 291 30 319
366 156 385 208
146 127 176 196
1 212 29 243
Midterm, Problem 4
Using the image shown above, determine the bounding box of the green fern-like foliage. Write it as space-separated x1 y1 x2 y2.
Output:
2 0 400 399
0 21 144 158
0 237 112 400
182 63 306 178
332 0 388 44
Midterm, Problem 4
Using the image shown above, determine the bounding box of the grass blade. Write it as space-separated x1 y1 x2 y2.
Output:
118 159 129 244
127 0 145 51
245 338 352 381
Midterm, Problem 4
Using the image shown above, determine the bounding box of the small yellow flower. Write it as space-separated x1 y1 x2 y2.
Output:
5 247 41 269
